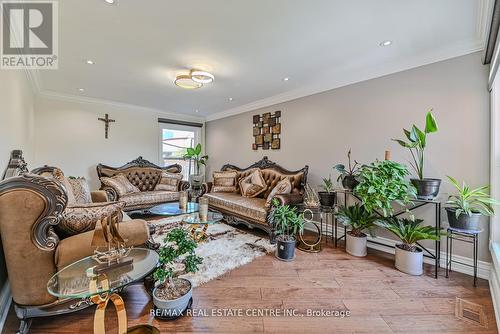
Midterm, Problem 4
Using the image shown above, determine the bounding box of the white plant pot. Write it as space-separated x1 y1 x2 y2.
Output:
153 278 192 317
395 245 423 276
346 233 367 257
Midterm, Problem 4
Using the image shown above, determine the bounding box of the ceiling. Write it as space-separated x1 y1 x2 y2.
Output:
36 0 491 120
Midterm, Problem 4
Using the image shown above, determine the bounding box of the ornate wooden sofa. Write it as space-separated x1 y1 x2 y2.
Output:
0 151 150 334
201 157 308 242
96 156 190 212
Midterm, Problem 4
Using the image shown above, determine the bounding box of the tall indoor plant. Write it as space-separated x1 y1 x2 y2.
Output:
392 110 440 199
355 160 416 217
376 217 442 275
445 176 499 230
334 149 361 190
183 143 208 187
268 199 305 261
335 204 378 257
318 175 335 207
153 228 203 317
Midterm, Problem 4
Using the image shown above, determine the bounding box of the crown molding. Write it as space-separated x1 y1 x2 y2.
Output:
37 90 205 123
206 38 484 122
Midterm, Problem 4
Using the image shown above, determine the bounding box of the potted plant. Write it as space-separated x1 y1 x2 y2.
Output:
153 228 203 317
335 204 377 257
392 110 441 200
334 149 360 191
375 217 442 275
445 176 499 231
268 199 305 261
183 143 208 188
355 160 416 217
317 175 336 207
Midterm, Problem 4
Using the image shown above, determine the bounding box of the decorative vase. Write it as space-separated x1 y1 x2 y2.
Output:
410 178 441 200
199 196 208 222
276 237 296 261
394 245 423 276
318 192 336 207
445 207 482 231
346 232 367 257
189 174 204 189
153 278 192 319
341 175 359 191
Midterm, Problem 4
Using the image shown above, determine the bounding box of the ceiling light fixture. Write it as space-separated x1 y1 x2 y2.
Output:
379 40 392 47
174 68 215 89
195 109 199 113
283 77 289 81
228 97 233 101
78 88 85 92
190 70 215 84
86 60 94 65
104 0 117 4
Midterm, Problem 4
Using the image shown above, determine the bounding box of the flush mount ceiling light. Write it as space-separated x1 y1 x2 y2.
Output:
104 0 117 4
174 74 203 89
174 69 215 89
379 40 392 47
86 60 94 65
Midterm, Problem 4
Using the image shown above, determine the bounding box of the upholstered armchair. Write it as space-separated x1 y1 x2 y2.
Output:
0 158 150 334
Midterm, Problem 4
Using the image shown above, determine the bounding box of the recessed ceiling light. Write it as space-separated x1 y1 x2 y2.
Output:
195 109 199 113
283 77 289 81
78 88 85 92
104 0 117 4
228 97 233 101
380 40 392 47
86 60 94 65
190 70 215 84
174 75 203 89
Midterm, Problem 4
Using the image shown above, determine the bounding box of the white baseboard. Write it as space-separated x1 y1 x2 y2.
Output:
489 242 500 333
0 281 12 333
305 224 491 279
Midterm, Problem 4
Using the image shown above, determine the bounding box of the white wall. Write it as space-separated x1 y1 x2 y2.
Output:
206 52 491 262
0 70 35 171
34 96 204 189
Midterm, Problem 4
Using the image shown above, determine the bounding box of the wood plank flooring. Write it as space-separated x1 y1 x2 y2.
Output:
3 234 497 333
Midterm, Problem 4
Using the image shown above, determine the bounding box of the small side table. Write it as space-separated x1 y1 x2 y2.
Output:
445 227 483 287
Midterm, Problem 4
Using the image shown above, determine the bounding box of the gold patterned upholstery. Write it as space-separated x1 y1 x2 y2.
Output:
204 192 267 223
235 168 304 198
120 190 180 210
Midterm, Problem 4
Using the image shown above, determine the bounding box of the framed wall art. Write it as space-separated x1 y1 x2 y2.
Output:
252 111 281 150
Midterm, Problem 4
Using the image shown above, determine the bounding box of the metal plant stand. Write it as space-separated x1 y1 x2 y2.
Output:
292 205 334 252
333 189 442 279
446 227 482 287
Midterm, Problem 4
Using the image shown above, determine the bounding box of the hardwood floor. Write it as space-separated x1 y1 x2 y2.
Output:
3 237 497 333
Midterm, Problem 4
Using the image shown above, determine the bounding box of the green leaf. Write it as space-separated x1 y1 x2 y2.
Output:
186 147 195 156
194 143 202 155
413 125 426 148
425 110 438 134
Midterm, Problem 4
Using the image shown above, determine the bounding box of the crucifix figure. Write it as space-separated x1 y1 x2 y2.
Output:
98 114 115 139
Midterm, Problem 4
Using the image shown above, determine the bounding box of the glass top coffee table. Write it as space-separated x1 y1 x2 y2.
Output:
182 211 224 242
145 202 199 216
47 248 159 334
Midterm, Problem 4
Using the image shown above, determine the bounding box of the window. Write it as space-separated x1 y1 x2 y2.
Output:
158 121 202 180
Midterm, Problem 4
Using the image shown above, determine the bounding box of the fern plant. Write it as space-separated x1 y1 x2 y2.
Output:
375 217 442 252
335 204 378 237
446 176 499 217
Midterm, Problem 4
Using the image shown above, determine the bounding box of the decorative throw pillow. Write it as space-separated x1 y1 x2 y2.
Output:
265 178 292 208
155 172 183 192
212 171 238 193
66 177 92 204
239 169 268 198
57 201 125 237
101 174 139 197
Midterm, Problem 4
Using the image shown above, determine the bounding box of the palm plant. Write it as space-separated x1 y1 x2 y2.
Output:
375 217 442 252
335 204 377 237
183 143 208 175
268 199 305 241
392 110 438 180
446 176 499 217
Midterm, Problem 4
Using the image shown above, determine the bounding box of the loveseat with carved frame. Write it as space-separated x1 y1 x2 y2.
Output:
96 156 190 212
201 157 308 243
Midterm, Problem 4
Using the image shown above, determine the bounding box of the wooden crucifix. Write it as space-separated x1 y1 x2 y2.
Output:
98 114 115 139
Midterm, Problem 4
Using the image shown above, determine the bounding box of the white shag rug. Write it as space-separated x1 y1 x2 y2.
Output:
151 215 275 287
